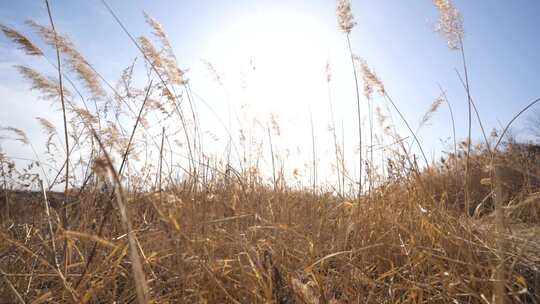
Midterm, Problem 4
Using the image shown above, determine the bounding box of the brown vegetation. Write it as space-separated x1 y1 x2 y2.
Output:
1 0 540 303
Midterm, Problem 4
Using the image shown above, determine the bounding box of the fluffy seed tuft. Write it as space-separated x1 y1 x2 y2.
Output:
336 0 356 33
433 0 464 50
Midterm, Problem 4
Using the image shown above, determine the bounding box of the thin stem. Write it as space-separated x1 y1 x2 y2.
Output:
459 40 472 215
437 84 457 161
494 97 540 152
158 127 165 195
309 109 317 194
268 126 276 191
341 119 346 196
383 92 429 167
368 95 374 193
0 268 25 304
118 80 153 177
39 179 59 271
455 69 492 155
438 85 460 205
346 33 362 197
326 77 342 195
44 0 69 277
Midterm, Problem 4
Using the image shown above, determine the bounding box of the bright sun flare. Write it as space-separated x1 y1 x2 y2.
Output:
201 7 345 120
194 7 355 178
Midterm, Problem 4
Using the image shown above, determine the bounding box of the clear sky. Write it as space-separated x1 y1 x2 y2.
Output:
1 0 539 187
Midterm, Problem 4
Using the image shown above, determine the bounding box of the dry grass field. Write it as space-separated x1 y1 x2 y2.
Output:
1 0 540 303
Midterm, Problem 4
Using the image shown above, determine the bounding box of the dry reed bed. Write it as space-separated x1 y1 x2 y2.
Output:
1 174 539 303
1 0 540 302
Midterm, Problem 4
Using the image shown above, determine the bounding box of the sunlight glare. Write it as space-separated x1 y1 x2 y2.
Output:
201 7 345 124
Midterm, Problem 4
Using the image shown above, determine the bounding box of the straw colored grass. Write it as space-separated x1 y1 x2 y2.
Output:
1 1 539 303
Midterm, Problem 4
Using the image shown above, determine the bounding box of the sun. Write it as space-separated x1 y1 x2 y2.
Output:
193 5 355 182
199 6 346 122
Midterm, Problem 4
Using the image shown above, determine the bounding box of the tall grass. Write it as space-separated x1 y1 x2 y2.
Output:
0 1 539 303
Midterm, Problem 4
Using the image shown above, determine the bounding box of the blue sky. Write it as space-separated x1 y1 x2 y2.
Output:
1 0 539 186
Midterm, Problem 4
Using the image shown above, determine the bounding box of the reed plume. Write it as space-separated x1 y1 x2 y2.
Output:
433 0 464 50
36 117 57 136
407 96 444 157
202 59 223 86
143 12 173 57
419 95 444 128
143 13 187 85
71 107 99 125
37 118 59 156
357 57 385 96
138 35 186 90
0 24 43 56
15 65 70 101
26 20 106 99
336 0 355 33
2 127 30 145
139 36 164 71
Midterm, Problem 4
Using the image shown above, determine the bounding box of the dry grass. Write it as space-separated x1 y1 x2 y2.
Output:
1 1 540 303
1 156 540 303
